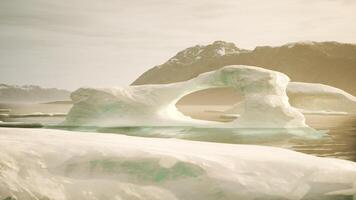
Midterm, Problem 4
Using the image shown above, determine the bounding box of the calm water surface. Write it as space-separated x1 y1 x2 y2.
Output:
1 103 356 162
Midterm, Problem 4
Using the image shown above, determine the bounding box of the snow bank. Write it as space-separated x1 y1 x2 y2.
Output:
288 82 356 114
65 65 307 129
0 128 355 200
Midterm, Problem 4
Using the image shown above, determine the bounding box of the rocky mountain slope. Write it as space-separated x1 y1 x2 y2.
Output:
132 41 356 96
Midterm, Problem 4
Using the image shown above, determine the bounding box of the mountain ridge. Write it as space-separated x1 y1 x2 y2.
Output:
132 41 356 95
0 83 71 103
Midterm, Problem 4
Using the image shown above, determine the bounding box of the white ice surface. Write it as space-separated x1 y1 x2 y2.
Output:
65 65 307 129
0 128 355 200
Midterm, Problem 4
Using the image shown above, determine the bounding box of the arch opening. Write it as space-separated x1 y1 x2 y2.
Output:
175 87 245 122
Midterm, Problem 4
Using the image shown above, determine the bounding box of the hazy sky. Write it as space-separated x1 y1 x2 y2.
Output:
0 0 355 90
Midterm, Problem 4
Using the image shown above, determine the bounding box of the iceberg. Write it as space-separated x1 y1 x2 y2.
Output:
0 112 67 118
224 81 356 119
287 82 356 114
64 65 307 129
0 128 355 200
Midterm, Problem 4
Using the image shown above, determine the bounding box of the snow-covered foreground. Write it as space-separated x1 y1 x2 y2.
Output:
0 128 355 200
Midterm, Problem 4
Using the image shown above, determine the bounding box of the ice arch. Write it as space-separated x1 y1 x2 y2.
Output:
64 65 307 128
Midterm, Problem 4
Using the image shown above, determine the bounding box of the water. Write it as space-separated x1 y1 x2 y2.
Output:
1 103 356 162
288 115 356 161
0 102 71 125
